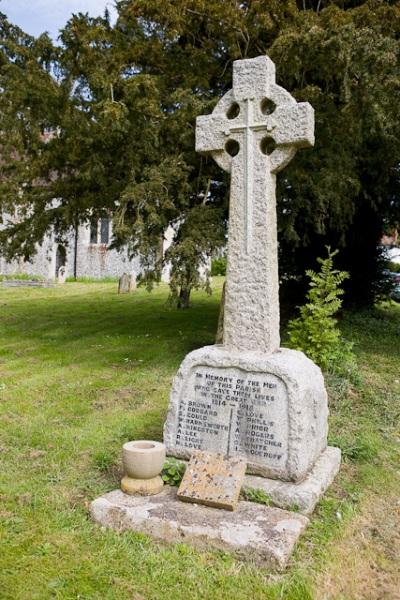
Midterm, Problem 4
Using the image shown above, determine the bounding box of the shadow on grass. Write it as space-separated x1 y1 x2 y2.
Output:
0 284 222 372
341 304 400 359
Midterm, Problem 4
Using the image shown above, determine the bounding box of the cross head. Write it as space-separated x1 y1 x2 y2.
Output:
196 55 314 255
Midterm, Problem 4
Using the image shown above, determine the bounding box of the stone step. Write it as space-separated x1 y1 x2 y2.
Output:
91 486 309 568
166 447 341 516
243 446 341 515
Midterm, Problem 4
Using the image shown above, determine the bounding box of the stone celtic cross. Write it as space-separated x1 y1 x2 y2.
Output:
94 56 338 545
196 56 314 354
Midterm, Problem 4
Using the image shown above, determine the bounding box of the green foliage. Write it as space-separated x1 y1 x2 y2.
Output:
211 257 227 277
329 430 379 462
274 2 400 305
241 487 272 506
1 2 400 306
387 261 400 274
287 248 355 373
93 448 116 473
161 458 186 486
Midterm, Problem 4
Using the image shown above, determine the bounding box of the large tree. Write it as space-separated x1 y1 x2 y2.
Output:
273 0 400 304
0 8 227 306
1 0 399 306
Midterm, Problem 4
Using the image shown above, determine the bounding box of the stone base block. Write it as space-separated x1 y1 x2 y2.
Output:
164 345 328 482
91 486 309 568
121 475 164 496
243 446 341 515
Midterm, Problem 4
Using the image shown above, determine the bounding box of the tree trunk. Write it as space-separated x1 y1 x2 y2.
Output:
156 234 164 281
215 281 226 344
177 287 191 309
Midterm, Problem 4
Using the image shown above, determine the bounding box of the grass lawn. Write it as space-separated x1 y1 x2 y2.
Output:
0 280 399 600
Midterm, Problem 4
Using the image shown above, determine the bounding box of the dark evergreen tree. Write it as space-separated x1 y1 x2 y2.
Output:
1 1 399 306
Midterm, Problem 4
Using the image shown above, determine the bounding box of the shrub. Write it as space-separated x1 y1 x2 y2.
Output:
387 261 400 274
211 256 227 276
287 247 355 374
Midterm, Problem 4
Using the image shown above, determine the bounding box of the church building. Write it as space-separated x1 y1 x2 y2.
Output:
0 216 140 281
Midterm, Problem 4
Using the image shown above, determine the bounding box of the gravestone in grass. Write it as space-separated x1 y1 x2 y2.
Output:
58 266 67 284
164 56 333 483
129 274 137 292
118 273 130 294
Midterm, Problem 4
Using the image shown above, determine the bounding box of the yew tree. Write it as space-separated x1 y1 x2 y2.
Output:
1 0 399 306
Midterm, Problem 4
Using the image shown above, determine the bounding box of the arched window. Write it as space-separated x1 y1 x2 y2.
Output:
100 218 109 244
90 219 98 244
90 218 110 244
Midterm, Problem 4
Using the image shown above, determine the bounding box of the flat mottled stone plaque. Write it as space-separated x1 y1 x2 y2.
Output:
91 486 309 568
177 451 246 511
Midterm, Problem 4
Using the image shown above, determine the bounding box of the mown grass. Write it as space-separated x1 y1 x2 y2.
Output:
0 280 399 600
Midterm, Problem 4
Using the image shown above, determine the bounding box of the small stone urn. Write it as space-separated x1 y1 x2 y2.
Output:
121 440 166 496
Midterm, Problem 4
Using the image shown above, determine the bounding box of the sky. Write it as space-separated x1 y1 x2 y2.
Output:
1 0 118 40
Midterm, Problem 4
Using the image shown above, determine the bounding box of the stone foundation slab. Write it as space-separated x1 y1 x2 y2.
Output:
91 486 309 568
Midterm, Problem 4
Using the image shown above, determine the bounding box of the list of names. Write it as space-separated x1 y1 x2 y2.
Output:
175 366 288 467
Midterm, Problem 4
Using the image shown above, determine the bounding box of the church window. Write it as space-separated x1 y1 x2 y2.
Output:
90 219 98 244
90 218 110 245
100 218 110 244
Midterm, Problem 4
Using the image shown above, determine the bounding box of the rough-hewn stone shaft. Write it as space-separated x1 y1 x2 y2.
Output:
223 164 279 352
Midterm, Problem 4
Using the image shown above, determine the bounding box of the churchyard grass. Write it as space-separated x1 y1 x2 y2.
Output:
0 274 47 281
0 280 399 599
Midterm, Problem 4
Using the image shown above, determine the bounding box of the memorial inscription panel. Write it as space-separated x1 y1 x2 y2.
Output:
175 366 288 470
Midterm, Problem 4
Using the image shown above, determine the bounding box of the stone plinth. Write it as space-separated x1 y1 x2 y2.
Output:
243 445 341 514
164 345 328 483
91 486 309 568
121 475 164 496
164 446 341 515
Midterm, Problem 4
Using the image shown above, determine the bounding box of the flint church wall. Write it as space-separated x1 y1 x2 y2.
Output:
0 217 140 280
